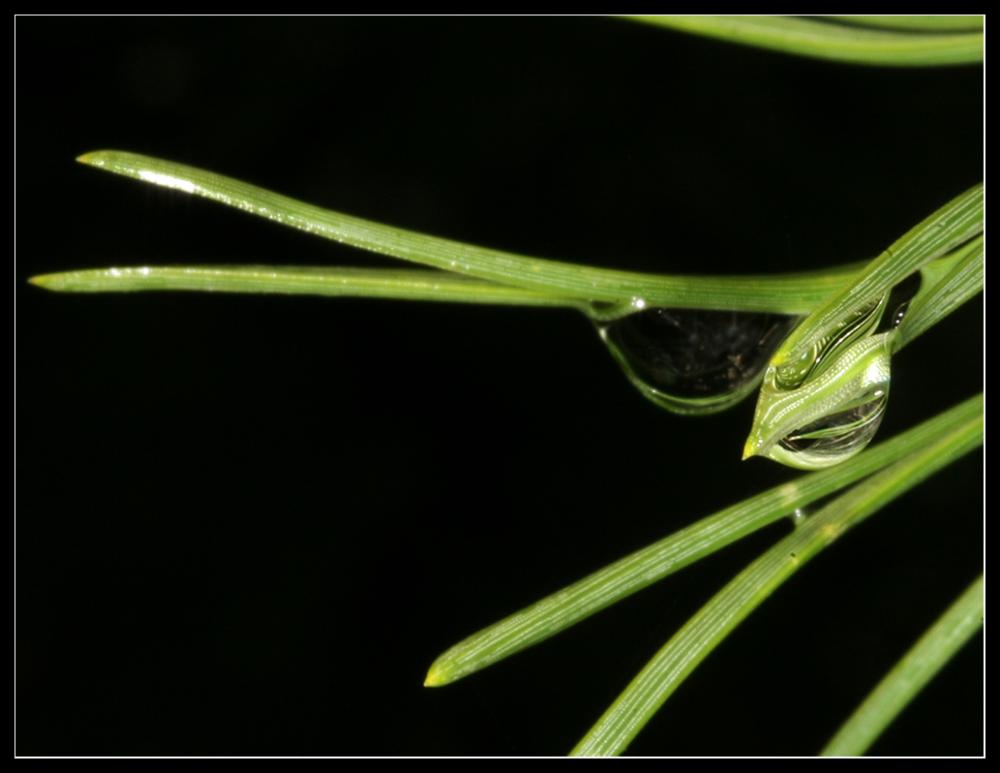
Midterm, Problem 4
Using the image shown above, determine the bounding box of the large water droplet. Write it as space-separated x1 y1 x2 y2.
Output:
596 307 800 415
748 332 893 470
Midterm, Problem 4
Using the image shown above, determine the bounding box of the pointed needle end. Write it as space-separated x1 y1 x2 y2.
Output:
423 663 447 688
76 150 110 168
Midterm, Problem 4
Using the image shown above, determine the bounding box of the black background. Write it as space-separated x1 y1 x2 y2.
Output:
17 16 983 756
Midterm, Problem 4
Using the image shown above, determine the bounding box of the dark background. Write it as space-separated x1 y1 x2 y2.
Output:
17 17 983 756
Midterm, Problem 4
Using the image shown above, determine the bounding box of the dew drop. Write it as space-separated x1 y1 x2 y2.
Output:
596 308 800 415
876 271 922 333
791 507 808 526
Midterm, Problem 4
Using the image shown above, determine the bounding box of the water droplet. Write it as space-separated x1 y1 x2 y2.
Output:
876 271 922 334
777 386 889 468
779 370 889 468
596 307 800 415
748 333 893 470
791 507 808 526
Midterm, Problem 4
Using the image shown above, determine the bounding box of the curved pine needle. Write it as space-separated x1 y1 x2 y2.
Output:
424 393 983 688
821 574 983 756
71 150 862 314
630 16 983 66
571 397 982 756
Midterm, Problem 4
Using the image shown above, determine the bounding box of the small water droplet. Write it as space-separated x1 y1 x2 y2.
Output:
791 507 808 526
876 271 922 334
596 307 800 415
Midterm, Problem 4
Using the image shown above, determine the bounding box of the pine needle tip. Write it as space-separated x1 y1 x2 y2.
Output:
423 663 448 687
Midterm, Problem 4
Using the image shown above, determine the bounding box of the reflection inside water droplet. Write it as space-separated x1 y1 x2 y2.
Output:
774 271 923 393
774 295 885 391
596 307 800 415
778 387 889 467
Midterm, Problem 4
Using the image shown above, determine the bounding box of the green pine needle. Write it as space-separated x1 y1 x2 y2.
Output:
821 574 983 756
56 150 863 314
630 16 983 66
